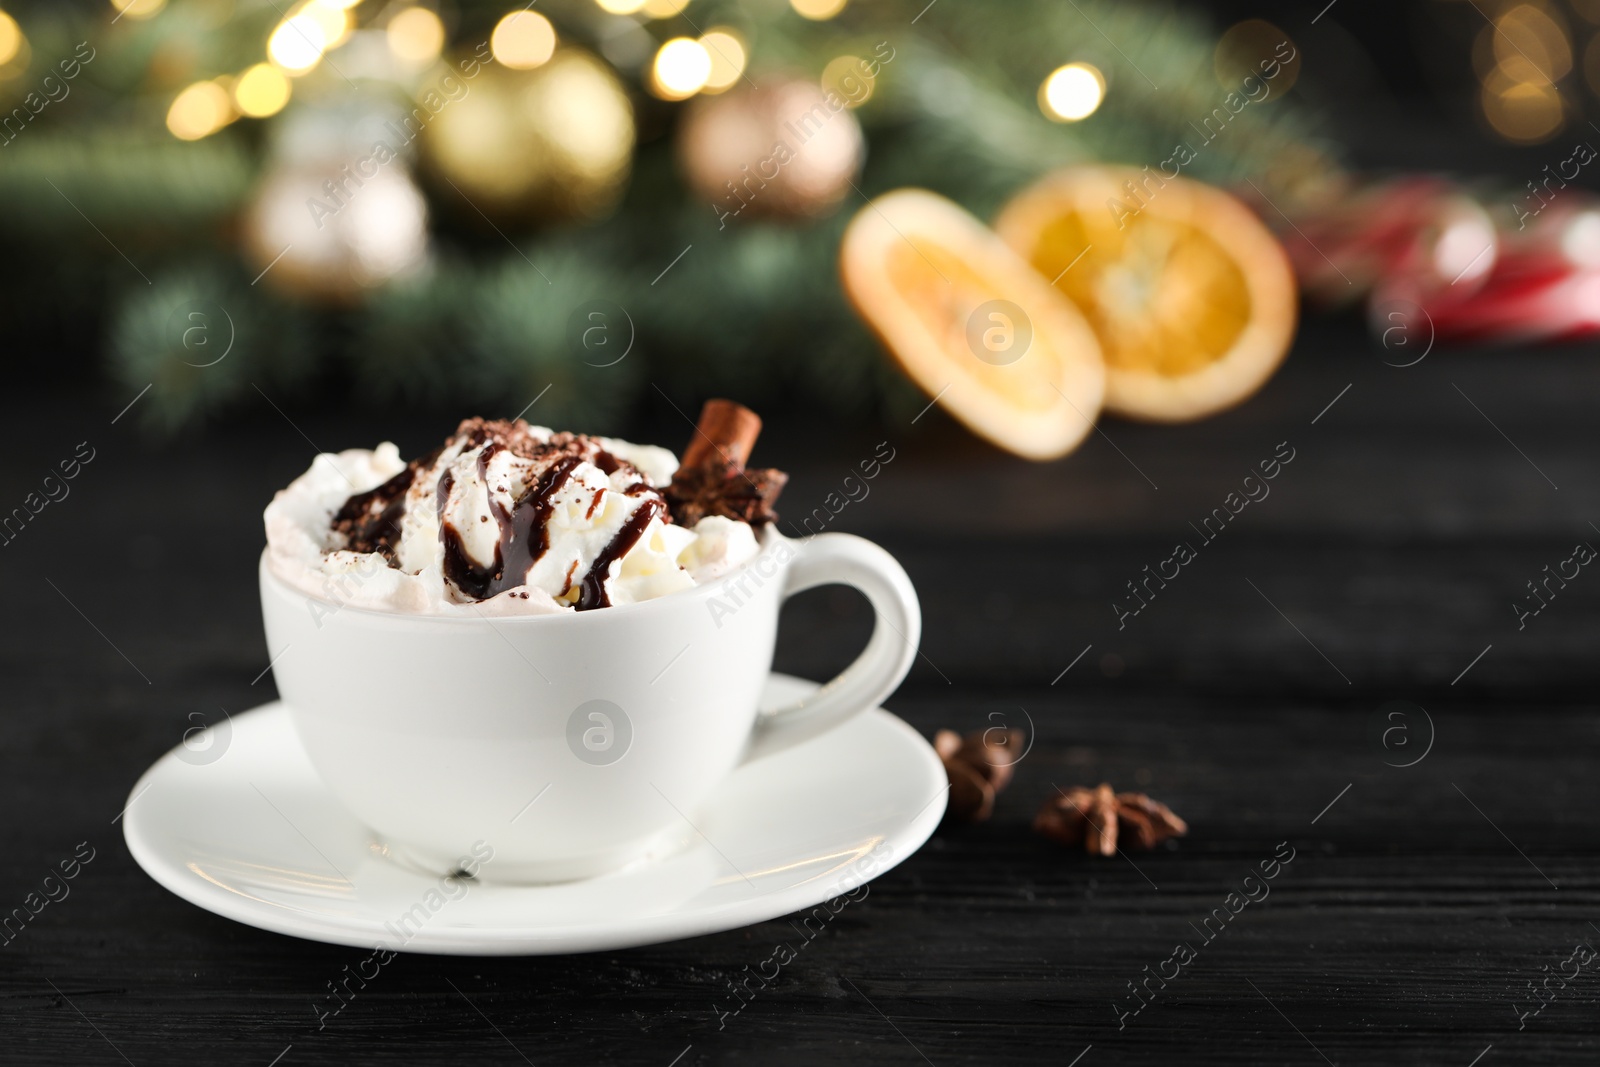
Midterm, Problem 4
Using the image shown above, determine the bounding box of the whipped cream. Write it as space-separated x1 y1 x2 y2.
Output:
264 418 760 615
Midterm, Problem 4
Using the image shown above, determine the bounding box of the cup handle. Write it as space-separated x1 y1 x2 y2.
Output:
741 533 921 764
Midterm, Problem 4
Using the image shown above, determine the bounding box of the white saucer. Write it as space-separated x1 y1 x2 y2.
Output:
123 674 946 955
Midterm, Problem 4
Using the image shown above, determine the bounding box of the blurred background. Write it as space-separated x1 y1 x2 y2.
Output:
2 0 1596 441
6 11 1600 1060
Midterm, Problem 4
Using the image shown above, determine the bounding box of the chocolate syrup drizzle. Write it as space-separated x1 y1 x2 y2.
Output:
330 465 416 562
434 443 661 609
576 497 662 611
334 421 671 612
438 446 581 601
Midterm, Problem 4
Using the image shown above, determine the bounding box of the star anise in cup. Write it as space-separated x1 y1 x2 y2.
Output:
665 399 787 527
1034 784 1187 855
935 727 1025 822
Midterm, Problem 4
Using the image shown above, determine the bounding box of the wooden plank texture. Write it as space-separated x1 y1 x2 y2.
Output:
1 318 1597 1065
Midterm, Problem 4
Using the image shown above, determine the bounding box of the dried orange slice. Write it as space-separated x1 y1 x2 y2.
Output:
995 166 1296 422
841 189 1106 460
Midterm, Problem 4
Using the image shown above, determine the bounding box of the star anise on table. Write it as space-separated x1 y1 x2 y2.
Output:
1034 784 1187 855
935 727 1025 822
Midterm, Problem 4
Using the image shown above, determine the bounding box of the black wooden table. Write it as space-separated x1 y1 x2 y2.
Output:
3 316 1597 1065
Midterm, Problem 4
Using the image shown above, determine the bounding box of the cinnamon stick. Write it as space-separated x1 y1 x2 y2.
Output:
679 398 763 473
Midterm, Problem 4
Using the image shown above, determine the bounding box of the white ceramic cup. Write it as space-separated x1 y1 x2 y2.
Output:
259 528 920 883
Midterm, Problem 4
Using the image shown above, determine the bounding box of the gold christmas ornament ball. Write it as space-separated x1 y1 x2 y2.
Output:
679 78 865 222
243 156 429 304
423 49 634 222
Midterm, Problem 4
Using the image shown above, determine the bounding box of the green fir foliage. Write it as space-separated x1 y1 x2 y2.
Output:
0 0 1327 431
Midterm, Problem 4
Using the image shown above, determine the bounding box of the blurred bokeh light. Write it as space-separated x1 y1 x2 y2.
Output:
1039 62 1105 122
493 11 558 70
700 30 746 93
651 37 712 100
